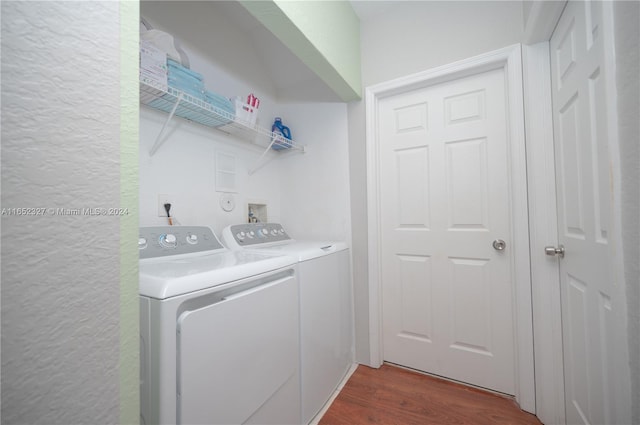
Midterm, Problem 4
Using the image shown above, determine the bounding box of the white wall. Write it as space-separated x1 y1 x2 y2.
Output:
140 2 352 242
613 2 640 421
140 108 286 233
278 102 351 242
348 0 523 364
1 2 137 423
140 3 281 234
359 1 523 85
522 1 534 28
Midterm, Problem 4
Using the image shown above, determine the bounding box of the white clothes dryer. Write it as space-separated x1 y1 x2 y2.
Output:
222 223 354 425
139 225 300 425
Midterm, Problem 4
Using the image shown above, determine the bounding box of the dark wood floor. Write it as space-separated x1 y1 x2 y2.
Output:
319 364 542 425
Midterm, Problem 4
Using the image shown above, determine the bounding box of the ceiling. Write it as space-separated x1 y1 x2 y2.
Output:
213 1 345 102
214 1 403 102
349 1 399 22
146 1 405 102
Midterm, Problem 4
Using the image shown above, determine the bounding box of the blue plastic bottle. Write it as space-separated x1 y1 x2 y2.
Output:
271 117 292 150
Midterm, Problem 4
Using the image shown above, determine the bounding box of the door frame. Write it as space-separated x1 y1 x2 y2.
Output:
521 42 566 424
365 44 535 412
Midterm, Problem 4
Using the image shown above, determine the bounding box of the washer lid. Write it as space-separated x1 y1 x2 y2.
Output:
139 250 297 299
237 241 349 262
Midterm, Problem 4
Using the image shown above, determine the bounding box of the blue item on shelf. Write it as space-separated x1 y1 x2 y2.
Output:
204 90 234 126
167 59 203 80
167 59 204 100
271 117 292 150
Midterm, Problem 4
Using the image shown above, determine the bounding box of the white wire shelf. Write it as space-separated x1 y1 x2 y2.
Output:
140 81 305 172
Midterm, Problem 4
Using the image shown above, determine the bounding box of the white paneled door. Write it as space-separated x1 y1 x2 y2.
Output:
379 68 516 395
550 1 627 423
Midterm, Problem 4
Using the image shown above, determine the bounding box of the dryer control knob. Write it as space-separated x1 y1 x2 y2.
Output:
160 233 177 248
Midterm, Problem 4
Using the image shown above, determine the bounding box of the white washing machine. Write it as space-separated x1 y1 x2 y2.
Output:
222 223 354 425
139 225 301 425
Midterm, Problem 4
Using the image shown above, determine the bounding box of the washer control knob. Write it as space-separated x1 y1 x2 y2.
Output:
138 237 147 249
160 233 177 248
261 229 269 236
247 231 255 239
186 234 198 244
270 229 278 236
236 232 245 241
278 229 285 235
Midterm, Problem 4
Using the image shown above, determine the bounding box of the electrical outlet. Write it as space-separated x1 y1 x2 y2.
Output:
158 194 172 217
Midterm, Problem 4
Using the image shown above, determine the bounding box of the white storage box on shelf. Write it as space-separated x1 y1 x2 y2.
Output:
233 97 258 128
217 97 259 141
140 41 168 91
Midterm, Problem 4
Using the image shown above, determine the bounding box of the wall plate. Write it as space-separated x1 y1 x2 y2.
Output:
220 193 235 212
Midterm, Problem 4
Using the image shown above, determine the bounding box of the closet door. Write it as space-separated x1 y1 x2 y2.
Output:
550 1 630 423
379 68 516 395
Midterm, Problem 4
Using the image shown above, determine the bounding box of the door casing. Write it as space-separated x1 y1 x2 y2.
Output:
365 44 535 413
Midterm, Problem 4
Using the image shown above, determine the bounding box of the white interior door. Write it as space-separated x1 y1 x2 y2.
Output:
379 68 516 395
550 2 629 424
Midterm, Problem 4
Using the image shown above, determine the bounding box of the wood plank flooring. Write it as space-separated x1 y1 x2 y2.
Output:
318 364 542 425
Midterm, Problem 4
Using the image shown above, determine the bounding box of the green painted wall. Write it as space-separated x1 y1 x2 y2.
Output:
240 0 361 101
120 1 140 423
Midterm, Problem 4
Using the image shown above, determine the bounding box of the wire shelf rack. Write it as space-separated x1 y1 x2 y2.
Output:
140 81 304 173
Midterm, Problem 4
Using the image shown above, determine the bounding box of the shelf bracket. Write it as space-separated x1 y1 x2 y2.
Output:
248 137 305 175
248 136 279 175
149 92 183 156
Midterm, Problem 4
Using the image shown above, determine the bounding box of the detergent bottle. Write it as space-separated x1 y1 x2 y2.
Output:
271 117 292 150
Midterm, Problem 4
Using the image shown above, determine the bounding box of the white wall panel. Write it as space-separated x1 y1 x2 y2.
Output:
397 254 432 340
449 257 491 355
445 139 488 229
396 147 430 228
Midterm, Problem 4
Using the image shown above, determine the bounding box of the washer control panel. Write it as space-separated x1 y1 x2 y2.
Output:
139 226 224 259
228 223 291 247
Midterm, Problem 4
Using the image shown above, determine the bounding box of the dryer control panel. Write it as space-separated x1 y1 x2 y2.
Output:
139 226 225 259
225 223 291 247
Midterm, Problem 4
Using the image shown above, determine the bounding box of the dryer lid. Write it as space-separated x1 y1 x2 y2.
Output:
139 250 296 299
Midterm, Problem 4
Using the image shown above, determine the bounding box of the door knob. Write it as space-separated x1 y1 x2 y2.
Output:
492 239 506 251
545 245 565 258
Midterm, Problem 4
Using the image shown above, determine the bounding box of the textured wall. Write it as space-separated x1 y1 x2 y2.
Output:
1 2 127 424
613 2 640 422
